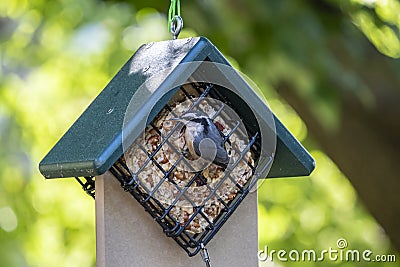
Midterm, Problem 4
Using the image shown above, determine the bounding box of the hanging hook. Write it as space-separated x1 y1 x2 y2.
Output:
170 15 183 40
200 243 211 267
168 0 182 39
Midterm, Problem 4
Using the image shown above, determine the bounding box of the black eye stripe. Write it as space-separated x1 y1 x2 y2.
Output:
190 118 206 123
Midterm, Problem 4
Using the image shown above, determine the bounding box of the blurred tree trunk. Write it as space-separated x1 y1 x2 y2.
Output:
274 9 400 251
276 54 400 250
263 3 400 250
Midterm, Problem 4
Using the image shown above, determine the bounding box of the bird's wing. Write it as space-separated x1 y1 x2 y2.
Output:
214 141 229 168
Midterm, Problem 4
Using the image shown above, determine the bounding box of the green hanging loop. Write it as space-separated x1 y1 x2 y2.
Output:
168 0 183 39
168 0 181 31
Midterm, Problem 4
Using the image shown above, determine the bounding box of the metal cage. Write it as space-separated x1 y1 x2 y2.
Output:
111 82 266 256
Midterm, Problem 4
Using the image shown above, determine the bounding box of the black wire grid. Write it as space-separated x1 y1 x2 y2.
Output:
77 83 264 256
75 176 95 199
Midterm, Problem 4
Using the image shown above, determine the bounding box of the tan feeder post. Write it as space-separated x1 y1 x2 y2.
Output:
39 37 315 266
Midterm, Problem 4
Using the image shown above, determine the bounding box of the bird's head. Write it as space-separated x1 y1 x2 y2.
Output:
168 111 209 123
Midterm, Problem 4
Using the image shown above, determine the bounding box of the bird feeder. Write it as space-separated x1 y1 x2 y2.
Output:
39 37 314 259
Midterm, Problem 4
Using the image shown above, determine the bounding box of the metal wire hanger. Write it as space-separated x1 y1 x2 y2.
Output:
200 243 211 267
168 0 183 39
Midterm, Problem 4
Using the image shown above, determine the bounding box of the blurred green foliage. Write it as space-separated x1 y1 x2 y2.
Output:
350 0 400 58
0 0 399 266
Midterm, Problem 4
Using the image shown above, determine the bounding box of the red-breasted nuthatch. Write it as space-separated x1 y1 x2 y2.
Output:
170 112 230 169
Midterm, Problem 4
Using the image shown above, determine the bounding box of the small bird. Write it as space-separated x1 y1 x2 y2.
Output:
170 112 230 169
